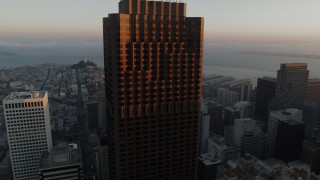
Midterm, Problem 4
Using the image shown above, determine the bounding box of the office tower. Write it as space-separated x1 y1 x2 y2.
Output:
269 91 300 111
199 114 210 154
302 138 320 175
38 143 83 180
274 119 305 162
3 91 52 180
241 129 262 157
306 79 320 101
240 83 252 102
207 134 240 163
224 101 253 126
223 126 234 146
302 101 319 140
98 130 109 180
224 107 241 126
86 99 107 130
257 133 269 159
275 63 309 105
267 109 303 159
103 0 204 179
255 77 276 121
306 79 320 114
217 88 239 107
86 102 99 130
207 102 223 135
233 118 256 147
99 99 107 128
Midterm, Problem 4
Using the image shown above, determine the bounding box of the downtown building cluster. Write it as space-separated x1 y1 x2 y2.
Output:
199 63 320 179
1 0 320 180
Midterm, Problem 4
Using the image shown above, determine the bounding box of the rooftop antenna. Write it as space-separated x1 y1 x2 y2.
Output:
83 53 88 63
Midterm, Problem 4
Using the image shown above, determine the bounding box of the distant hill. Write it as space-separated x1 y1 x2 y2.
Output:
71 58 97 69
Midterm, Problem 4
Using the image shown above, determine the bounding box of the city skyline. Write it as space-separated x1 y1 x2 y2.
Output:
1 0 320 179
2 0 320 80
2 0 320 43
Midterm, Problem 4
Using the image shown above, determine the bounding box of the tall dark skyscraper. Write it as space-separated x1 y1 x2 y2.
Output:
274 119 305 163
267 109 304 159
103 0 204 179
207 102 224 136
254 77 276 121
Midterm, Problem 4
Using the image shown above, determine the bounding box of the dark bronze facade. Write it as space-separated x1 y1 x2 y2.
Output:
104 0 203 179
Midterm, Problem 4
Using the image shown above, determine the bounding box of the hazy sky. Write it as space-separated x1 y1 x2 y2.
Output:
2 0 320 42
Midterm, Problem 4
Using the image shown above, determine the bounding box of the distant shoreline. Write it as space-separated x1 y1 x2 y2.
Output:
0 63 104 69
235 51 320 60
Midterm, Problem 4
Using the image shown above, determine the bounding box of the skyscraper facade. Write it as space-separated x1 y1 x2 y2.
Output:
224 106 241 126
274 119 305 163
306 79 320 104
208 102 224 136
267 109 303 158
254 77 276 121
241 129 262 157
302 101 319 140
269 91 301 111
199 114 210 154
103 0 204 179
306 79 320 115
276 63 309 105
98 129 109 180
3 91 52 180
240 82 252 102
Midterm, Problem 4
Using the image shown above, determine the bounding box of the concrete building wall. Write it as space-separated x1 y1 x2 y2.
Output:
3 91 52 180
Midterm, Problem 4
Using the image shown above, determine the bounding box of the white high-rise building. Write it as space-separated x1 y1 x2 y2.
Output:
3 91 52 180
233 118 257 147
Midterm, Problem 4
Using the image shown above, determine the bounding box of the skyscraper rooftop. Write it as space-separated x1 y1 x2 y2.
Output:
119 0 186 16
4 91 46 101
280 63 308 70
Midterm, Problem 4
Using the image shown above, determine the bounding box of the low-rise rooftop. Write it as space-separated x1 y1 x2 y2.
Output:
199 153 222 166
39 142 82 170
